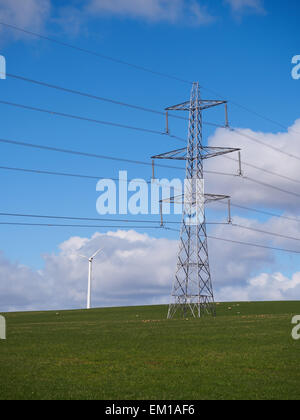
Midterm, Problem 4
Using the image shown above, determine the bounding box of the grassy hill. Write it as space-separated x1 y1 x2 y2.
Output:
0 301 300 400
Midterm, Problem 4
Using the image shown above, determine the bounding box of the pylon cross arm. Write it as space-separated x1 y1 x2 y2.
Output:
160 193 230 205
151 146 240 161
165 99 227 112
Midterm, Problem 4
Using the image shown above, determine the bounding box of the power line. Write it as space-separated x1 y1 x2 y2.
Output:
0 21 297 136
218 201 300 224
0 211 175 225
0 220 226 229
2 96 300 181
3 128 299 203
3 163 300 231
0 164 159 181
4 72 169 115
0 98 189 145
0 164 108 181
232 223 300 243
2 210 300 243
223 154 300 185
1 138 300 201
2 79 300 181
243 175 300 199
208 234 300 255
2 98 300 195
0 99 175 138
1 218 300 254
0 75 299 229
168 220 300 243
211 156 300 200
229 127 300 162
4 94 299 162
0 21 192 85
1 203 300 249
201 88 300 137
0 211 230 227
3 71 222 130
210 162 300 199
0 163 240 183
2 76 300 182
0 139 242 179
2 158 299 205
165 227 300 255
0 138 184 171
0 222 165 229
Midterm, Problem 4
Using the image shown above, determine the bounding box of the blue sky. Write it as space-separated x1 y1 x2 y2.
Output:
0 0 300 311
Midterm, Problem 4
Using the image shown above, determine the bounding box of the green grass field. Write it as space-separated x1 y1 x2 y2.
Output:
0 301 300 400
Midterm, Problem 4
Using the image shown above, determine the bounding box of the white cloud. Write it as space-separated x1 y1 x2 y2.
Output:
0 118 299 312
86 0 215 25
0 0 51 38
0 0 267 42
205 119 300 212
2 213 300 312
225 0 265 15
218 272 300 302
0 230 178 312
0 251 51 312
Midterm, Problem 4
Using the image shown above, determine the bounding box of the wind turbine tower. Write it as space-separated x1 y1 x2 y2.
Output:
78 248 103 309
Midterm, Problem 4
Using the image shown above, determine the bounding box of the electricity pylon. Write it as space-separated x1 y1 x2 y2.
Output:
152 82 241 319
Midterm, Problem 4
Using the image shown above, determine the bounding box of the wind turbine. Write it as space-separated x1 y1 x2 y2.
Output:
78 248 103 309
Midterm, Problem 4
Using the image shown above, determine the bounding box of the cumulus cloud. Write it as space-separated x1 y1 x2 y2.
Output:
0 251 51 312
205 119 300 212
3 114 300 311
208 212 300 295
1 215 300 312
218 272 300 302
1 119 300 312
0 230 178 312
46 229 178 308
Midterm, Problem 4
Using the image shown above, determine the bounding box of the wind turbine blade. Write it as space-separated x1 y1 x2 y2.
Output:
77 254 89 260
90 248 103 259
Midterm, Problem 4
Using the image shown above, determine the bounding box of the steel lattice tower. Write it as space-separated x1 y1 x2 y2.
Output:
152 82 241 319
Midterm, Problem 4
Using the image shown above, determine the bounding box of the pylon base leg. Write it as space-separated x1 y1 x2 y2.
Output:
167 296 216 319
